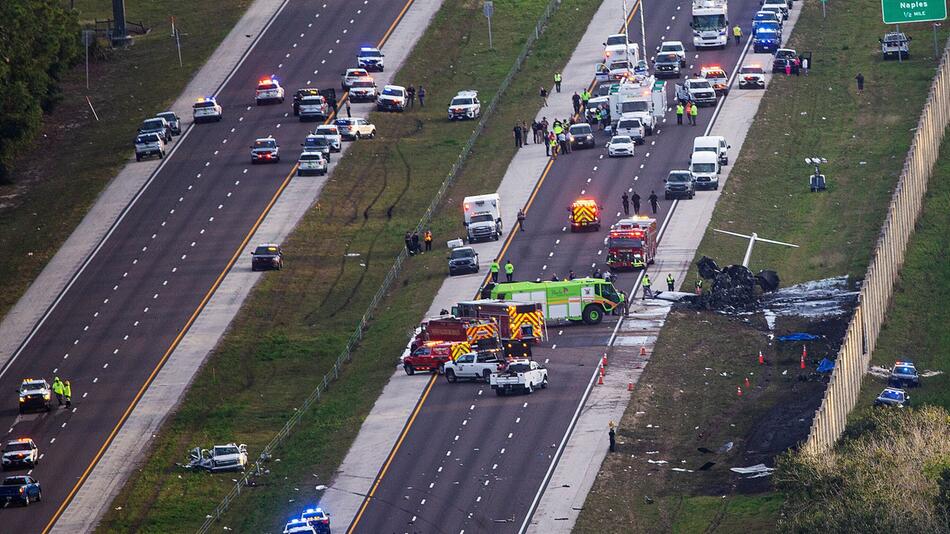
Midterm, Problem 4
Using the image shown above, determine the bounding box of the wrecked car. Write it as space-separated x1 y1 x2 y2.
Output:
182 443 249 472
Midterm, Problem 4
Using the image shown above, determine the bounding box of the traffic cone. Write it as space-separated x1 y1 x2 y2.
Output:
628 382 634 391
598 372 605 385
602 354 608 367
800 346 806 369
639 346 647 356
758 351 764 365
737 385 743 397
744 377 750 388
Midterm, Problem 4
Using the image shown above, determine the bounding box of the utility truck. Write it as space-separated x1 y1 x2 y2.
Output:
443 351 504 382
691 0 729 48
490 278 624 325
490 359 548 395
463 194 503 242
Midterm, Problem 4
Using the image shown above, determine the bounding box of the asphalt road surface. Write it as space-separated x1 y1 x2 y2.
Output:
349 0 768 531
0 0 417 530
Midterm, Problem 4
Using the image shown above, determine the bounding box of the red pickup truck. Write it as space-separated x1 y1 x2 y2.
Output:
403 342 462 375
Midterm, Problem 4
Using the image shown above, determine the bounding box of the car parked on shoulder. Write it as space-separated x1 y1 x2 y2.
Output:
297 151 328 176
376 85 407 112
192 97 223 122
664 170 695 200
302 134 333 162
347 77 378 101
334 117 376 140
251 244 283 271
341 68 370 89
300 507 331 534
313 125 342 152
448 246 479 276
134 133 166 162
138 117 173 143
772 48 799 73
874 387 910 407
155 111 182 135
889 361 920 388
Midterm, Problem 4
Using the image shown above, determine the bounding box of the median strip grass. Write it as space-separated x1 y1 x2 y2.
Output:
574 1 950 531
97 0 603 531
0 0 252 322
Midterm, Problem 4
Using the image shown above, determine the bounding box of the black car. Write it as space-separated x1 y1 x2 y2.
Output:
448 247 479 276
653 53 681 78
251 244 283 271
568 123 596 149
772 49 799 73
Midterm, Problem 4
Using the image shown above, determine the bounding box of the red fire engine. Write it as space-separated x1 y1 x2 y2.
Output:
605 216 657 270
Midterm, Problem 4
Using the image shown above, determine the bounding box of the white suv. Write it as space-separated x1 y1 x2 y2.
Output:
313 125 342 152
348 76 377 101
376 85 407 112
192 97 223 122
297 151 328 176
255 77 285 105
447 90 480 120
341 68 370 89
334 117 376 140
659 41 687 67
134 133 166 161
356 47 385 71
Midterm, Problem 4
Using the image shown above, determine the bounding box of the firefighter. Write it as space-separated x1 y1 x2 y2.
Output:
504 260 515 282
667 273 675 291
52 377 64 406
423 230 433 252
490 260 500 283
641 274 653 299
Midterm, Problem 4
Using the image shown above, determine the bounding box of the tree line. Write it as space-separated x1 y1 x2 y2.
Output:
0 0 81 184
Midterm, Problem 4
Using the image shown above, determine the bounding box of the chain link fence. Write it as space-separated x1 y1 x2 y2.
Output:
802 38 950 455
196 1 564 531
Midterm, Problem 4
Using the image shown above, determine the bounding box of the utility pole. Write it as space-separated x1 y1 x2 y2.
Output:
172 16 183 67
484 1 494 50
82 30 95 89
712 229 799 268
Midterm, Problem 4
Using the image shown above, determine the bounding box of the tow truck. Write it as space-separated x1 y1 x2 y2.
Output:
255 76 285 105
699 65 729 96
605 216 657 270
569 198 601 232
490 278 624 325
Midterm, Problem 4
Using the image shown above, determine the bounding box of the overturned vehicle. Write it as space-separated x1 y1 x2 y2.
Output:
181 443 249 472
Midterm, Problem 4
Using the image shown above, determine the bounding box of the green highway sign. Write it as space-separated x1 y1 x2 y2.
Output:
882 0 948 24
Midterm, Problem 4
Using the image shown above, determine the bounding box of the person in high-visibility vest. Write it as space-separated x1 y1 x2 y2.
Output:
553 72 562 92
423 230 433 252
676 102 684 125
695 278 704 295
632 255 645 269
666 273 675 291
490 261 500 283
733 25 742 46
504 260 515 282
641 274 653 299
63 380 72 407
689 102 698 126
52 377 64 406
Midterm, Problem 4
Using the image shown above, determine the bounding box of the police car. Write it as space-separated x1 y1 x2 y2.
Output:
874 387 910 408
2 439 38 470
251 244 283 271
313 125 342 152
193 97 223 122
302 134 333 161
700 65 729 96
300 507 331 533
737 64 766 89
334 117 376 140
888 361 920 388
250 136 280 163
341 68 370 89
357 46 385 71
447 90 480 120
255 76 285 105
293 88 321 115
297 152 328 176
283 518 316 534
347 76 377 101
376 85 407 112
18 379 51 414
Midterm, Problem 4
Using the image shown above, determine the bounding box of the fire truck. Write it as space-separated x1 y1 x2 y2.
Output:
403 314 535 375
605 216 657 270
569 198 601 232
451 300 545 353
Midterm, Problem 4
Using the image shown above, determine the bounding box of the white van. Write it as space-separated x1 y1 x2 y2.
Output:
689 150 720 190
692 135 730 165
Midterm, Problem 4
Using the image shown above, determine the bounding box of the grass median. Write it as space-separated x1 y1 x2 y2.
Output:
97 0 604 531
575 1 950 531
0 0 252 322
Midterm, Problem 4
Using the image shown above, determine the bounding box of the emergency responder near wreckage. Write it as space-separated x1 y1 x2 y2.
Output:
505 260 515 282
490 260 500 283
642 274 653 299
667 273 675 291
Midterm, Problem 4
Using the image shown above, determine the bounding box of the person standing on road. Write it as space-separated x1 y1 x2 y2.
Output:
64 380 72 408
554 72 562 93
621 192 630 215
513 122 523 148
418 85 426 106
539 86 549 106
641 274 653 299
423 229 433 252
52 377 64 406
504 260 515 282
522 120 530 145
572 92 581 116
689 102 698 126
666 273 675 291
632 191 641 215
549 133 559 159
733 24 742 46
676 102 684 125
517 208 526 231
490 260 500 283
345 100 351 118
407 85 416 108
648 191 659 214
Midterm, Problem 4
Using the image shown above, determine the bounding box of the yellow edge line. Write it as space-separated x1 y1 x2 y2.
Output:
345 1 643 531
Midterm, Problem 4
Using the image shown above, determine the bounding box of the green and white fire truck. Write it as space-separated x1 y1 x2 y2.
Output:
489 278 624 325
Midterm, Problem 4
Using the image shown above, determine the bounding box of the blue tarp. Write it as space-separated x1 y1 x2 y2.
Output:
778 333 820 342
817 358 835 373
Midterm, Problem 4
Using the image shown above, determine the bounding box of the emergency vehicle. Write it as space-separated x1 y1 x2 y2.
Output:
490 278 624 325
451 300 546 346
192 97 223 122
411 313 538 359
699 65 729 96
605 216 657 270
569 198 601 232
255 76 285 105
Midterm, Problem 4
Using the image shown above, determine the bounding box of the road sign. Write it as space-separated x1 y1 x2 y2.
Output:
483 1 494 18
882 0 947 24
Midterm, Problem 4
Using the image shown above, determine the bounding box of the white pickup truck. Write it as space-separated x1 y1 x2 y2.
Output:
443 352 502 382
490 359 548 395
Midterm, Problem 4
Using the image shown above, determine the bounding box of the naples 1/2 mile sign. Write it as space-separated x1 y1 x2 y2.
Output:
882 0 948 24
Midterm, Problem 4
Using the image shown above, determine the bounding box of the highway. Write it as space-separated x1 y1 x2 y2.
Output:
0 0 419 531
348 0 768 531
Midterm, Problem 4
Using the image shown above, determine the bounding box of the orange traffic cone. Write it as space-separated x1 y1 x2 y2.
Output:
737 385 743 397
744 377 750 388
800 347 806 369
628 382 634 391
598 372 605 385
758 351 764 365
639 346 647 356
602 354 608 367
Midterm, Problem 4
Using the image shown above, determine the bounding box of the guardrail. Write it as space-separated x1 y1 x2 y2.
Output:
195 1 565 531
802 37 950 455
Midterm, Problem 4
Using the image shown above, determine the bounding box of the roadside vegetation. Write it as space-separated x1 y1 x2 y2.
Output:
98 0 603 531
0 0 251 321
576 0 950 531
